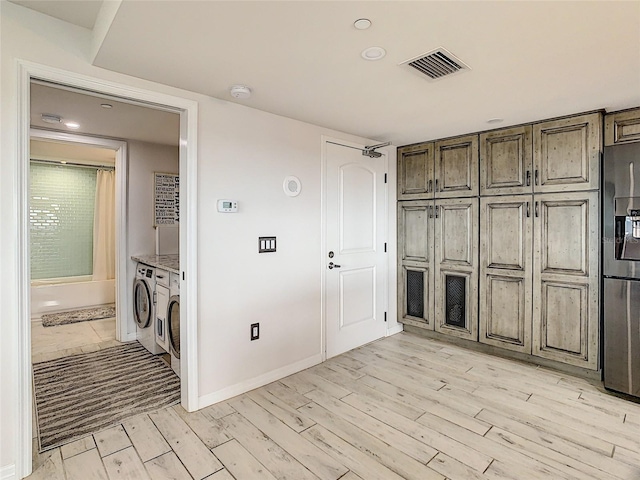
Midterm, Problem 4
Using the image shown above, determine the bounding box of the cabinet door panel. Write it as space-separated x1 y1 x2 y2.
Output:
398 201 434 329
435 198 478 340
398 143 434 199
480 126 533 196
399 202 431 263
480 196 532 353
435 135 479 198
533 113 601 192
533 191 599 369
605 108 640 146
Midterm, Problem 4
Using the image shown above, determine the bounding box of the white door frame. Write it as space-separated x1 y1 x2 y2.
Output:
320 135 390 360
15 60 199 478
29 129 129 341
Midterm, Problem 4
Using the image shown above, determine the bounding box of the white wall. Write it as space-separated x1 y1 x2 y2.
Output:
0 4 399 477
127 141 179 336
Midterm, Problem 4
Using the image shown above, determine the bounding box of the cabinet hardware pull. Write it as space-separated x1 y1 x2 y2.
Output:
435 179 439 192
435 205 439 218
526 170 531 186
535 201 539 217
535 169 539 186
526 202 530 217
428 179 432 193
429 205 433 218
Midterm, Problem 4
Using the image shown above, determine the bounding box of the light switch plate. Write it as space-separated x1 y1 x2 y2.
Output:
258 236 276 253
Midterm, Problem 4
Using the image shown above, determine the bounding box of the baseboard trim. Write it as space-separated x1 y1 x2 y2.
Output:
386 324 404 336
197 353 323 409
1 464 16 480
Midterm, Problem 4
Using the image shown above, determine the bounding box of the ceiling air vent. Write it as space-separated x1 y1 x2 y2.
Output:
401 48 470 81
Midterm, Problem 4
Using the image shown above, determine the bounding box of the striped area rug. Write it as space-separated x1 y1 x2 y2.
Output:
33 342 180 451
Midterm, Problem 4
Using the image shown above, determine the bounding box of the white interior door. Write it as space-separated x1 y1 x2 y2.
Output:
325 140 387 359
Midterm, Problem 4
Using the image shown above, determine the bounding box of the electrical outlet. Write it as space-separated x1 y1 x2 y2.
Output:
251 323 259 340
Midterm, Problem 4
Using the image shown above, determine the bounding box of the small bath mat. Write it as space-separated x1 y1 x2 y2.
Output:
41 304 116 327
33 342 181 451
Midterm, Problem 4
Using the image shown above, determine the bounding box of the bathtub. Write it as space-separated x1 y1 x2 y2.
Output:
31 275 116 315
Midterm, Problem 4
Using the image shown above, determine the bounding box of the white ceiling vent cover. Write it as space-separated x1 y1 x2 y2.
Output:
401 48 470 80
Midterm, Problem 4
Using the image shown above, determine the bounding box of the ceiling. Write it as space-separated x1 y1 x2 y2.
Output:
9 0 102 29
14 1 640 146
31 139 116 165
31 83 180 146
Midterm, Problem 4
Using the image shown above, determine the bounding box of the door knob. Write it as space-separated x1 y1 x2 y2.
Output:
328 262 341 269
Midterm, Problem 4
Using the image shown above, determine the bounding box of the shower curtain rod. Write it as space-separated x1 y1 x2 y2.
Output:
30 158 115 170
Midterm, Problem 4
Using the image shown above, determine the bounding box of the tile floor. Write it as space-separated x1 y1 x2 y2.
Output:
31 316 121 363
26 331 640 480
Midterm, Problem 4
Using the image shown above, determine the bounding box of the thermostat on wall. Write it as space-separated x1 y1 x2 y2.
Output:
217 199 238 212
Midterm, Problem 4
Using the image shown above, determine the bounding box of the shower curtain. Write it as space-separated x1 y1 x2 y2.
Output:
92 169 116 280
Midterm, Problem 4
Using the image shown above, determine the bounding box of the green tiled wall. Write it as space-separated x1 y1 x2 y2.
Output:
30 162 97 280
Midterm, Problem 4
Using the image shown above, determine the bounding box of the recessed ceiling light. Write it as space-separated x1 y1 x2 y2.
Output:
487 118 504 124
100 103 113 109
41 114 61 124
354 18 371 30
64 122 80 129
361 46 386 61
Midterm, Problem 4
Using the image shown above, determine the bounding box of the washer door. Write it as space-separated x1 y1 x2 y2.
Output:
167 295 180 358
133 279 152 328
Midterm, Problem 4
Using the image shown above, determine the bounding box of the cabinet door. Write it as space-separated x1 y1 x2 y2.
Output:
434 198 478 340
533 112 601 192
532 191 599 369
480 126 533 196
398 142 434 200
398 201 435 329
479 196 532 353
605 108 640 146
434 135 479 198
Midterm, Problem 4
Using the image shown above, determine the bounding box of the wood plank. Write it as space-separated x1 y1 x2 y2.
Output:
27 448 65 480
301 425 409 480
174 405 232 448
199 401 235 420
486 427 624 480
246 387 316 432
149 407 223 479
94 425 132 458
300 401 442 480
426 453 488 480
212 439 278 480
281 370 351 398
102 446 150 480
220 412 319 480
262 381 312 409
229 396 347 480
302 391 439 465
122 414 171 463
60 436 97 459
203 470 236 480
63 448 109 480
477 409 639 479
144 451 192 480
613 445 640 468
312 364 425 420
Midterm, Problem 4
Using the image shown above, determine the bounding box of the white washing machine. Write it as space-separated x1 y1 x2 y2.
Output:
167 272 181 377
133 264 164 355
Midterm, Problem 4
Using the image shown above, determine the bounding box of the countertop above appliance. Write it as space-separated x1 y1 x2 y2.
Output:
132 254 179 274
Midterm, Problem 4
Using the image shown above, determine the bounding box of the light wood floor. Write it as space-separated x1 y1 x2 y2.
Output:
28 331 640 480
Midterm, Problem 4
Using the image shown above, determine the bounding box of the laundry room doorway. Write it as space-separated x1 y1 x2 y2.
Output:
14 61 199 477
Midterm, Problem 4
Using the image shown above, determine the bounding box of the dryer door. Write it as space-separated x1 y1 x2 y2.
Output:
167 296 180 358
133 279 152 328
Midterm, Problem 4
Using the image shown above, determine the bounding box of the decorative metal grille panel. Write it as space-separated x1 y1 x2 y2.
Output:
406 270 424 319
445 275 466 328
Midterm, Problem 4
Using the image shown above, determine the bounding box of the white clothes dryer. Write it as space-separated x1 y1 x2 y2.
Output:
167 272 181 377
133 264 164 355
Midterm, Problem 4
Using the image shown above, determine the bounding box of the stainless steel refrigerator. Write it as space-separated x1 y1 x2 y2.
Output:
603 142 640 397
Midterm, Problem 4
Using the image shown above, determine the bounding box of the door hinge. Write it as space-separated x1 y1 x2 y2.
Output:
384 242 387 253
384 173 387 184
384 312 387 322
